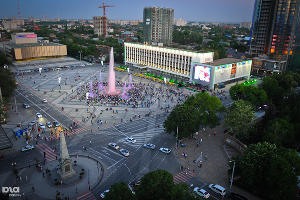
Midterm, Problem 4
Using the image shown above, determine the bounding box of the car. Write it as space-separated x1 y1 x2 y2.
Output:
39 123 45 129
53 121 60 127
108 143 120 150
143 143 156 150
100 189 109 198
119 149 130 157
209 184 226 196
128 180 141 194
23 103 30 109
42 99 48 103
159 147 171 154
46 122 52 128
21 144 35 152
227 192 248 200
36 113 42 118
28 120 37 126
126 137 136 143
193 187 210 199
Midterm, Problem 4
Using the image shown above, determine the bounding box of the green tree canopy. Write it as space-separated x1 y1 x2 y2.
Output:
0 68 16 100
230 84 267 107
135 170 174 200
104 182 135 200
224 100 255 141
164 92 223 139
235 142 300 200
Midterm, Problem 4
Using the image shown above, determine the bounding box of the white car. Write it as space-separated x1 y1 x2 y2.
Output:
36 113 42 118
126 137 136 143
209 184 226 196
159 147 171 154
108 143 120 150
46 122 52 128
42 99 48 103
143 143 156 150
193 187 210 199
39 123 45 129
100 189 109 198
21 144 35 152
28 120 37 126
119 149 130 157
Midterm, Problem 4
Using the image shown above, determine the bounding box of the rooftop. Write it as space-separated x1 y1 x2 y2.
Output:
125 42 213 54
9 42 65 48
210 58 245 66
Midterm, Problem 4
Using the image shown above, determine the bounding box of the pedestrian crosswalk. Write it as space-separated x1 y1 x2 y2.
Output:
65 127 88 136
173 170 195 184
36 143 57 162
118 127 165 147
76 191 97 200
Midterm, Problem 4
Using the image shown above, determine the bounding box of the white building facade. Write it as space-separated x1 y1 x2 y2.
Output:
124 42 214 78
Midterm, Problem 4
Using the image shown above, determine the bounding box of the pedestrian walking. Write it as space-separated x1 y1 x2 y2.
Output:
213 131 216 136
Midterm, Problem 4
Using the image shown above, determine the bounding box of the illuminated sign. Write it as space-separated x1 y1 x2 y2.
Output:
194 65 210 82
16 34 37 38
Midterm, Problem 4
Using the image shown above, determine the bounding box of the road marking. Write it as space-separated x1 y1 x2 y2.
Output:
89 148 118 163
103 147 124 158
112 126 128 137
16 90 61 125
107 157 126 170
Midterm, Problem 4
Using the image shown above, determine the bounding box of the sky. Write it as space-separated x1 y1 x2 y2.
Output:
1 0 256 23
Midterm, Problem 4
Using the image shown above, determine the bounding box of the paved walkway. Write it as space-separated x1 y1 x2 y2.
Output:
174 124 262 200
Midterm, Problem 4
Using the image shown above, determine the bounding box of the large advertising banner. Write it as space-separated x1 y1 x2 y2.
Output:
230 64 237 78
194 65 211 82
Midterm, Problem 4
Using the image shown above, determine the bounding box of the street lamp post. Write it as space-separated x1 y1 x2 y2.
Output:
229 160 236 192
79 50 82 62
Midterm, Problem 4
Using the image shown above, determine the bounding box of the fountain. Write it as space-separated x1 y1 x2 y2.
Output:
98 71 104 93
128 74 133 90
89 81 94 98
105 47 120 95
121 82 128 100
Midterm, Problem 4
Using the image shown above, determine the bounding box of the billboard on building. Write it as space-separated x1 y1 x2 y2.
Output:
194 65 211 82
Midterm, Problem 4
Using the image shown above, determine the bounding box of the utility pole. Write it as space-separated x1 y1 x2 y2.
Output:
79 50 82 62
14 96 17 112
229 160 236 192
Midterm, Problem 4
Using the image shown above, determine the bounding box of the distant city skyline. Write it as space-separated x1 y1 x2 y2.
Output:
1 0 255 23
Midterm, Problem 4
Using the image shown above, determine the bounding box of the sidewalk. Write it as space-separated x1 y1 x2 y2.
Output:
174 124 262 200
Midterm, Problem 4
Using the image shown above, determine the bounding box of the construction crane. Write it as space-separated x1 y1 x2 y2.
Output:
98 2 115 37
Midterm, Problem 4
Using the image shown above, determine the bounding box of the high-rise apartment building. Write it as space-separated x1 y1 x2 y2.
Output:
93 16 107 37
250 0 300 63
143 7 174 45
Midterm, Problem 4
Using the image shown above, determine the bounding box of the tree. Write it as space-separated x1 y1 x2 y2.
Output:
263 118 295 148
230 84 268 107
0 51 12 66
170 183 196 200
164 92 223 139
235 142 300 200
0 68 16 99
224 100 255 141
135 170 174 200
104 182 135 200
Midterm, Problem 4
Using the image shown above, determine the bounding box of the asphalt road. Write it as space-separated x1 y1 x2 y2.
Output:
0 77 229 200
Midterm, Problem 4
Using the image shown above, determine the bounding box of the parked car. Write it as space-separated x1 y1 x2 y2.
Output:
159 147 171 154
119 149 130 157
42 99 48 103
193 187 210 199
53 121 60 127
143 143 156 150
23 103 30 109
209 184 226 196
28 120 37 126
36 113 42 118
126 137 136 143
100 189 109 199
108 143 120 150
39 123 45 129
46 122 52 128
21 144 35 152
227 192 248 200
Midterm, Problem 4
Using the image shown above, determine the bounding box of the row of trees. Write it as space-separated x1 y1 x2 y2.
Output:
164 92 224 139
225 72 300 199
104 170 196 200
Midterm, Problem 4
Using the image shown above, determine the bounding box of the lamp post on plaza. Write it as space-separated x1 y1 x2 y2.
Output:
79 50 82 62
229 160 236 192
